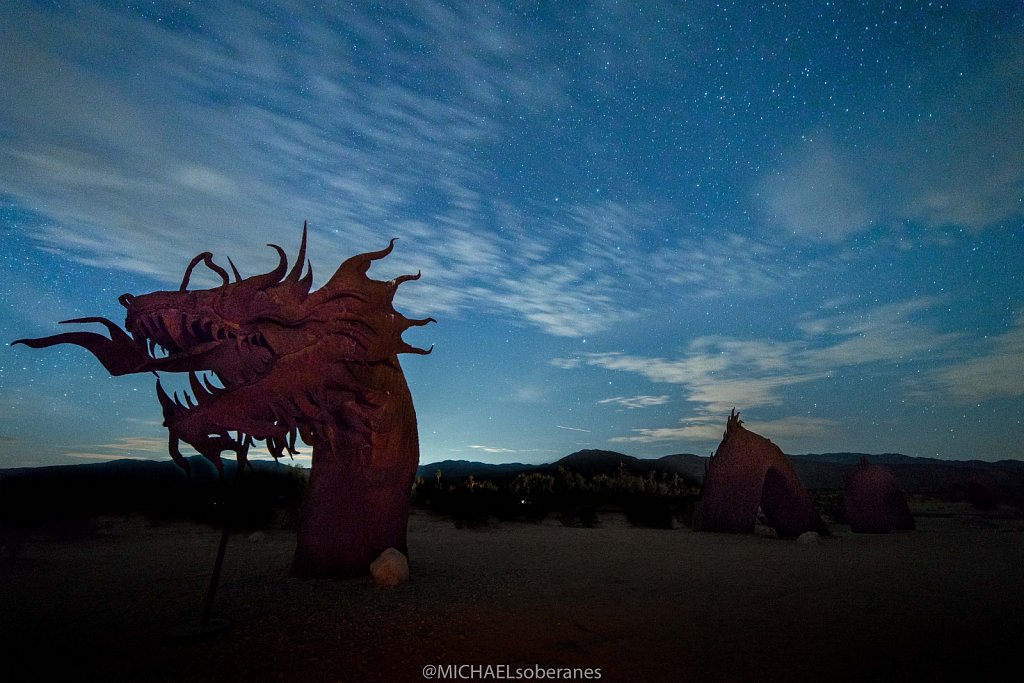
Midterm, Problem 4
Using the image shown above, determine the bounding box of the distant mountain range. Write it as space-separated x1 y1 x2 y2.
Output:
420 449 1024 493
0 454 291 483
0 456 303 522
2 449 1022 508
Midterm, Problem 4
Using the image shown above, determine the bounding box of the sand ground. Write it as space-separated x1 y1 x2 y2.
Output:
3 509 1024 682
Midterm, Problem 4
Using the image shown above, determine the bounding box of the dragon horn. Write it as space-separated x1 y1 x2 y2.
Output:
179 252 229 291
286 222 308 282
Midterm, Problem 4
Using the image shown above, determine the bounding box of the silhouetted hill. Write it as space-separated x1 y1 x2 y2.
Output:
795 452 945 466
1 455 295 483
551 449 646 476
418 450 706 483
788 454 1024 490
421 459 535 482
655 454 709 481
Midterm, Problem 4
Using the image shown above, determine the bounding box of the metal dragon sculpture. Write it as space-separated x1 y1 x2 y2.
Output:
14 224 433 578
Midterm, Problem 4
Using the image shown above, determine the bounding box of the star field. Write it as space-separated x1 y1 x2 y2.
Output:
1 1 1022 468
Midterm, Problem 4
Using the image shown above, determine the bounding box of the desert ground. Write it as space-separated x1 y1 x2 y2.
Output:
3 506 1024 682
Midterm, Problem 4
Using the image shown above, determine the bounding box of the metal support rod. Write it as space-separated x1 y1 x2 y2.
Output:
200 522 231 627
198 457 246 628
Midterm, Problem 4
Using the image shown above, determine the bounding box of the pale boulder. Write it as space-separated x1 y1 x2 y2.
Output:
796 531 821 544
370 547 410 587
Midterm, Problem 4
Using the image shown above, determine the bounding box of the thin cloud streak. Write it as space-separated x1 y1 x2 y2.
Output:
468 444 518 454
598 395 671 409
63 436 167 461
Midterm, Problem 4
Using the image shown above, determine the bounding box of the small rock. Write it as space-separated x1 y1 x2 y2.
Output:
370 547 409 587
753 525 778 539
247 531 265 543
796 531 821 544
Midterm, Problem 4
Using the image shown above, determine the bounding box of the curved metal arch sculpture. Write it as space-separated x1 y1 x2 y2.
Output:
693 410 827 538
842 457 914 533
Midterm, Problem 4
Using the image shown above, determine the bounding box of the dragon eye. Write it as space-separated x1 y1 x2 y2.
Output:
118 293 135 308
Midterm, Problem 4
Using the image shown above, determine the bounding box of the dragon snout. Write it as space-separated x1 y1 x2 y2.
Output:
118 293 135 308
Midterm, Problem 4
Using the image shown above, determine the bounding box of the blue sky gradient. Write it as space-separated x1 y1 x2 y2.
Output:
1 1 1022 468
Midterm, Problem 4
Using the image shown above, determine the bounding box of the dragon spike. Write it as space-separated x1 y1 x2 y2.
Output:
399 342 434 356
287 222 308 282
331 238 397 281
202 373 221 395
235 434 250 470
362 237 397 263
401 316 437 331
227 256 243 282
156 380 176 419
266 243 289 282
298 263 314 294
188 371 207 404
168 434 191 477
392 271 421 287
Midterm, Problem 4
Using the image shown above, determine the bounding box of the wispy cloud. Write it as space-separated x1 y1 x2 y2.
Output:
1 2 778 340
757 136 873 240
558 297 965 446
1 1 828 343
918 312 1024 404
612 415 837 446
0 1 577 329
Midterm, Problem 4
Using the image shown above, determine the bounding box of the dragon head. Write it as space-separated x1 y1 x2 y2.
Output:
14 224 434 474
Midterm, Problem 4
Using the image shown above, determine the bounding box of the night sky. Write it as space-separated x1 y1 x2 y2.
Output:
1 1 1022 469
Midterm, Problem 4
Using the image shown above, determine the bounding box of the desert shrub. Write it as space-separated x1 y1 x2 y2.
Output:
513 472 556 496
555 467 589 493
0 461 307 531
674 496 698 527
812 490 843 523
414 465 699 529
222 468 306 530
448 487 497 528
